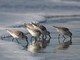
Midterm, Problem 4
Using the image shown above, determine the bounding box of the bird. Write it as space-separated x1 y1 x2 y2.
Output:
31 23 51 40
53 26 72 44
24 23 41 43
58 40 72 50
6 29 28 48
27 38 50 53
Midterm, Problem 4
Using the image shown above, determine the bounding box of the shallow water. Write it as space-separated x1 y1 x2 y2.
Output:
0 0 80 60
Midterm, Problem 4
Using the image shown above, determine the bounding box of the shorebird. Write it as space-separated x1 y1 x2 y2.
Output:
24 23 41 43
53 26 72 44
31 23 51 40
6 29 28 47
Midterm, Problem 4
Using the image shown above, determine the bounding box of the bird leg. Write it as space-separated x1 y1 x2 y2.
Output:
44 31 51 40
63 35 66 43
31 36 33 43
47 31 51 39
58 34 60 44
46 34 51 43
25 36 29 48
43 34 47 40
15 39 20 44
70 36 72 45
34 37 37 43
31 36 37 44
38 36 41 40
12 38 20 44
41 34 44 40
47 36 51 44
48 34 51 40
12 38 14 41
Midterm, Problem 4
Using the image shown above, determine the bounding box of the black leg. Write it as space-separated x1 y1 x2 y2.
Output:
47 34 51 43
39 35 41 40
63 35 66 43
34 37 37 43
25 38 28 48
12 38 14 41
42 34 44 40
44 35 47 39
16 39 20 44
38 36 41 41
70 36 72 45
47 36 51 44
46 31 51 41
31 36 33 43
48 34 51 40
58 34 60 44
